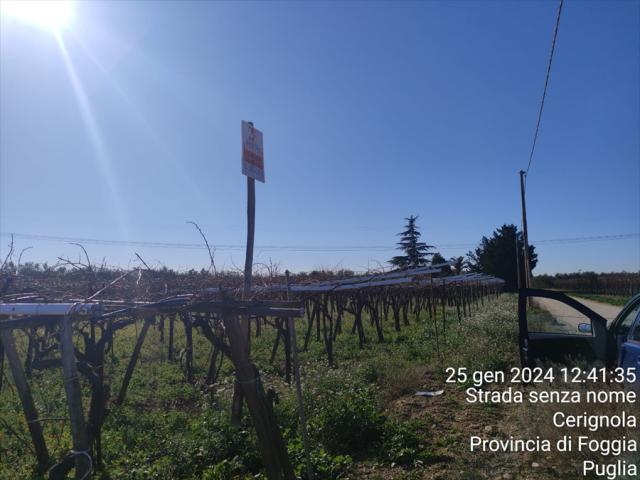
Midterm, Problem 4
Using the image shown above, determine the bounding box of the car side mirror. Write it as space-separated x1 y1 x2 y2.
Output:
578 323 593 334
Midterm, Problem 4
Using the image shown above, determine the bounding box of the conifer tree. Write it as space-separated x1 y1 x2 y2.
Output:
389 215 434 268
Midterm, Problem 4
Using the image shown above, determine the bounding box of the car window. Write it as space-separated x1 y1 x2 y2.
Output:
527 297 592 336
616 301 640 338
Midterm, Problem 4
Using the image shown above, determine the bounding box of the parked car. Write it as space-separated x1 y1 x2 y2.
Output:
618 296 640 389
518 289 640 389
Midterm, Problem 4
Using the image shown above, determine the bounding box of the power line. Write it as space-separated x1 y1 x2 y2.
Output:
535 233 639 244
525 0 564 176
1 231 637 253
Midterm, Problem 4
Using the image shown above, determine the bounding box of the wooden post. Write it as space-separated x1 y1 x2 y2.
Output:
462 284 467 317
320 309 333 367
333 302 343 339
168 314 174 360
430 278 441 362
286 271 313 480
59 313 91 480
283 320 292 382
116 317 152 405
354 297 366 347
233 175 256 424
83 332 107 467
222 310 294 480
429 276 435 320
441 279 446 334
24 329 34 376
205 346 220 386
303 303 317 351
0 339 4 393
243 176 256 299
391 298 401 332
270 320 283 363
182 314 194 383
0 329 50 473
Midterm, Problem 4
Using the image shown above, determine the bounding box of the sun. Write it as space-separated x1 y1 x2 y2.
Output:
1 0 74 32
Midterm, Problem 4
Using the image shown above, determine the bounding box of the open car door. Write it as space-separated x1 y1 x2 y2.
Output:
518 288 610 368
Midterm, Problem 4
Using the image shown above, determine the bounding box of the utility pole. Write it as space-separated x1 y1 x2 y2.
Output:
515 235 521 291
519 170 531 289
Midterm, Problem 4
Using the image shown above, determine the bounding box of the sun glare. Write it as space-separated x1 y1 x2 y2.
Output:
1 0 74 32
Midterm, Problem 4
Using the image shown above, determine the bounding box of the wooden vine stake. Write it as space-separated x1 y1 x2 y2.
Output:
59 312 91 479
286 271 313 479
222 308 294 479
0 328 50 473
116 316 153 405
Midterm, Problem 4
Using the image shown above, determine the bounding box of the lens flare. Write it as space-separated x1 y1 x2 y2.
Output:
55 32 130 240
1 0 74 32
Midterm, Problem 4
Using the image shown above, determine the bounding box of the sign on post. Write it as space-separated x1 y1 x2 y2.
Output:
241 121 265 183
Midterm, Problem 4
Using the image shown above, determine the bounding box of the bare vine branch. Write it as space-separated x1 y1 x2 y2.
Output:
134 253 152 272
186 221 217 277
69 243 95 280
85 268 140 302
17 246 33 272
1 234 14 271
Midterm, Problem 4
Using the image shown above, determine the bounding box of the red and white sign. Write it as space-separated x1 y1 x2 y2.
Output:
241 121 265 183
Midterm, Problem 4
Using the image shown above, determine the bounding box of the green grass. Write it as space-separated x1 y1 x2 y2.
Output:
0 294 519 479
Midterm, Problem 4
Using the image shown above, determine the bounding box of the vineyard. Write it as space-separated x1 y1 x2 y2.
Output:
0 264 507 479
1 0 637 478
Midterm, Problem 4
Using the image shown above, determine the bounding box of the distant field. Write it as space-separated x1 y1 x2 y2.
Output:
571 293 630 307
533 272 640 299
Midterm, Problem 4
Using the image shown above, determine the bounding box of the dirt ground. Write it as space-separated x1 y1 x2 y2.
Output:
354 372 577 480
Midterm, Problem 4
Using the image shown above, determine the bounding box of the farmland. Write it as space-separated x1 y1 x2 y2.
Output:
1 265 638 480
1 266 521 479
0 272 636 479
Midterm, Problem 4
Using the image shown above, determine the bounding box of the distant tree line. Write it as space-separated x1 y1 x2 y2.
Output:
533 271 640 297
466 224 536 292
389 218 535 292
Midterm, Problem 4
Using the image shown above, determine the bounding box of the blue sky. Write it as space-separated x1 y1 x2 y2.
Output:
1 0 638 274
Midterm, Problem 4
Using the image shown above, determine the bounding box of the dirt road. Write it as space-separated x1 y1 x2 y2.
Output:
533 296 623 332
570 296 623 322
